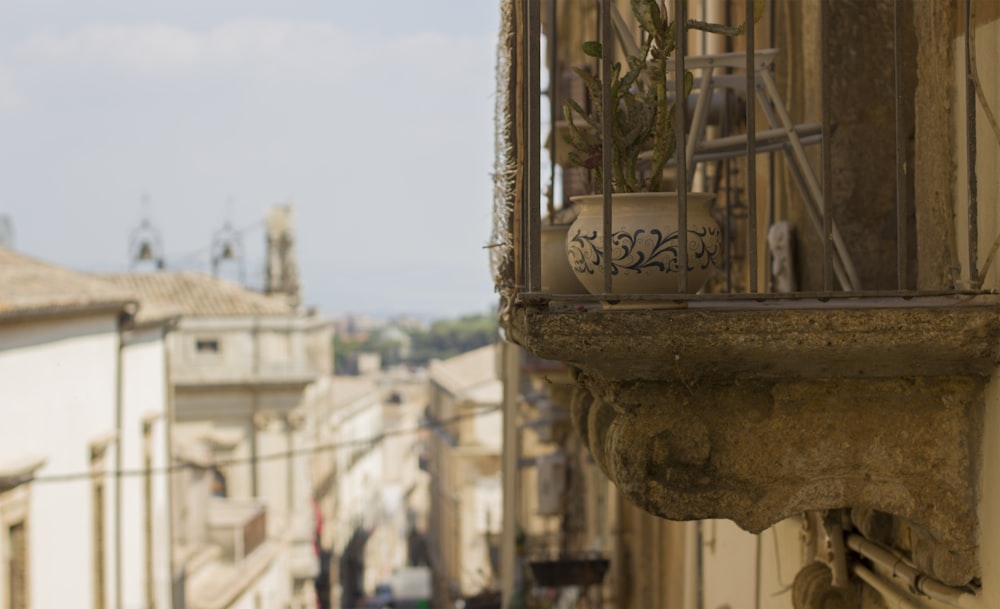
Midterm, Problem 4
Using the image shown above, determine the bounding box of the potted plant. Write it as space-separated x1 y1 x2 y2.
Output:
561 0 759 295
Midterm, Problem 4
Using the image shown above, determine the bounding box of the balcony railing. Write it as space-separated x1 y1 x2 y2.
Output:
493 0 993 308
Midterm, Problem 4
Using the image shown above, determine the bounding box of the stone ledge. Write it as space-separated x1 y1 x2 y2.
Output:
507 298 1000 381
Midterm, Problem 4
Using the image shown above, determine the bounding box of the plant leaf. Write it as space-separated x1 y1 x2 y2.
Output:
630 0 660 37
582 40 603 59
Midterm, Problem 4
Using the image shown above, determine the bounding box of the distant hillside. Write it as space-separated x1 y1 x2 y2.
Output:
334 312 498 373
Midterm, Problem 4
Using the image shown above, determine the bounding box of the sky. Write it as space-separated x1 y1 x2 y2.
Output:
0 1 502 320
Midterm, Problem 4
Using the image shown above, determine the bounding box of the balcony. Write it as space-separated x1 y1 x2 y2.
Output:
207 498 268 563
492 0 1000 587
185 499 278 609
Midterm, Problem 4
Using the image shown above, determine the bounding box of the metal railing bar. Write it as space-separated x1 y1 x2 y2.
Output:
745 0 758 293
767 0 777 294
513 0 525 292
527 0 543 292
548 0 557 222
820 0 834 292
675 0 689 294
965 0 980 287
894 0 908 290
601 0 613 295
518 288 997 305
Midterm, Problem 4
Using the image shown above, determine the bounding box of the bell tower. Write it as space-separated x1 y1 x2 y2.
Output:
265 203 301 308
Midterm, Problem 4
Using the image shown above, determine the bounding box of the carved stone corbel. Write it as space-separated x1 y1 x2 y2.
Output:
569 372 983 586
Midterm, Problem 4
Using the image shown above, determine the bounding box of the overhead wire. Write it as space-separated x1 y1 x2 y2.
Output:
21 403 502 486
167 219 265 268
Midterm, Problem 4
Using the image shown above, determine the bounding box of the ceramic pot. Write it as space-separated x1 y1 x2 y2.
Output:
541 223 588 294
565 192 722 294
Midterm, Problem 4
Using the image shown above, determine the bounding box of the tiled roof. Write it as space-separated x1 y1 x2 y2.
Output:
428 344 502 402
103 271 295 317
0 247 136 320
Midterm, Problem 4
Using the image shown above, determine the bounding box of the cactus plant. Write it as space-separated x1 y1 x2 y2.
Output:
563 0 762 193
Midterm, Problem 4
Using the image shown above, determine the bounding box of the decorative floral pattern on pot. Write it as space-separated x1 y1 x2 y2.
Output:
566 192 722 295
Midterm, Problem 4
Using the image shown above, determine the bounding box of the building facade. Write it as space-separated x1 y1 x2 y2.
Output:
425 345 504 607
0 247 175 609
105 270 333 609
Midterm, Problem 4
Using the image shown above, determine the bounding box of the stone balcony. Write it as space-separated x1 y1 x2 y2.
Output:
505 296 1000 584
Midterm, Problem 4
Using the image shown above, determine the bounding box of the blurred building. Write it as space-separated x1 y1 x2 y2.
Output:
104 270 332 609
0 246 175 609
315 372 430 609
425 344 504 607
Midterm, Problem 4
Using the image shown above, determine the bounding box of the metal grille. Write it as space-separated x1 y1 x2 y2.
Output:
508 0 992 305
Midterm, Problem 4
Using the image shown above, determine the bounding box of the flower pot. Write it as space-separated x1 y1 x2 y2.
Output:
541 223 588 295
566 192 722 295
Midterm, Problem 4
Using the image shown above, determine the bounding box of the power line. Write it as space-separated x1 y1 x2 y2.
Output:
168 219 265 267
23 404 501 485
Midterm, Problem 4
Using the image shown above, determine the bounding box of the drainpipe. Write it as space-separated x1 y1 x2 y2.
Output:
845 534 981 608
115 307 136 609
163 323 177 609
142 411 162 609
852 564 924 609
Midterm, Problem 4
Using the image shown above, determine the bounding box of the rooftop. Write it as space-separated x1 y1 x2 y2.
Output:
428 344 502 404
0 247 135 321
103 271 296 318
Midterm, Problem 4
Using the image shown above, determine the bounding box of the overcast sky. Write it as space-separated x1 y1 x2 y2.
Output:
0 1 501 319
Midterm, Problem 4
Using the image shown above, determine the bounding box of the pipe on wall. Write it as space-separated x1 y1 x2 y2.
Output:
846 533 981 608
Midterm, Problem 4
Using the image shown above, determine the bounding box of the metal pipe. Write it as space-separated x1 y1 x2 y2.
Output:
114 311 132 609
675 0 689 294
853 564 924 609
753 532 761 609
163 327 177 609
846 533 980 607
826 516 850 589
745 0 757 293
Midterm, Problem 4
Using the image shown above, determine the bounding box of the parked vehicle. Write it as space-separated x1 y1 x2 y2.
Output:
366 567 432 609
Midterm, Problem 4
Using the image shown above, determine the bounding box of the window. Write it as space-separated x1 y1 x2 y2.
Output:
0 460 40 609
90 438 112 609
196 339 220 353
6 522 26 609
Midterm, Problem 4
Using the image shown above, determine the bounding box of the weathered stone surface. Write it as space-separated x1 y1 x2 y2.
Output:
507 299 1000 584
508 300 1000 381
575 374 984 584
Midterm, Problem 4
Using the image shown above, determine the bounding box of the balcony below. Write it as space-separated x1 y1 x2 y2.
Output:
506 295 1000 585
